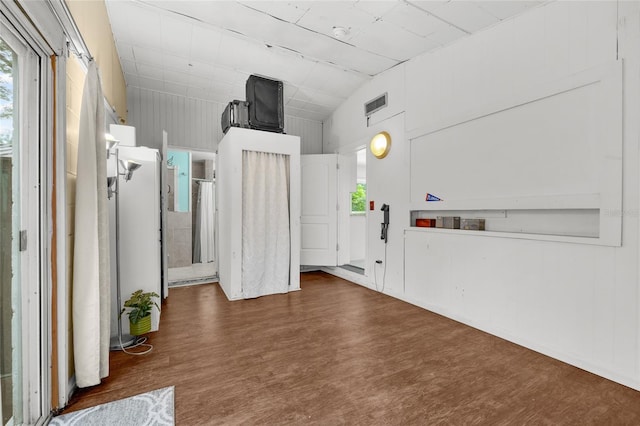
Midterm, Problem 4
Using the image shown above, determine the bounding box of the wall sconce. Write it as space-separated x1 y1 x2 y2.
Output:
370 131 391 159
105 133 119 159
120 159 142 182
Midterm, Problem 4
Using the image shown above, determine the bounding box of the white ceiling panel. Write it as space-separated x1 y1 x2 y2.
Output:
283 83 299 101
136 63 164 81
164 69 191 85
324 72 367 97
292 86 346 108
383 2 452 38
327 45 397 76
296 2 377 41
211 66 249 86
476 1 543 20
120 59 137 75
164 82 189 96
160 15 193 58
104 2 140 42
189 25 223 63
302 63 366 96
137 76 165 93
426 23 468 46
353 0 400 18
162 53 194 74
106 0 544 121
132 46 162 66
416 1 500 33
238 1 311 24
350 19 440 61
115 42 135 61
110 2 162 47
219 35 274 75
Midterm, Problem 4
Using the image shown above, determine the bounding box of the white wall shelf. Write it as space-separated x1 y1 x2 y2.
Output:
405 226 602 246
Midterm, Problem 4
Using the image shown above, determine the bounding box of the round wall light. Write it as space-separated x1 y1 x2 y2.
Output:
370 131 391 159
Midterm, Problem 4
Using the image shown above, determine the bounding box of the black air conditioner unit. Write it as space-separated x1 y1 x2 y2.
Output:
246 74 284 133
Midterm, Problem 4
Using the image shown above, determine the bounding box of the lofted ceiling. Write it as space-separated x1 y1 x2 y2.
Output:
105 0 545 122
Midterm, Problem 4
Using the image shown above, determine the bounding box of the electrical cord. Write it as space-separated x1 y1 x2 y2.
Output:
373 242 388 293
119 334 154 355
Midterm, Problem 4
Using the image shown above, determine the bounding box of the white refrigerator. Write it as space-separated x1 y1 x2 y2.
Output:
109 146 162 337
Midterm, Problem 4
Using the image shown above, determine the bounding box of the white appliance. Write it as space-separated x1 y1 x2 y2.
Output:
109 146 162 336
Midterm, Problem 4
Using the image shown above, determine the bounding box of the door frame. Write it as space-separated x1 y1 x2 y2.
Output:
0 5 54 424
337 144 369 277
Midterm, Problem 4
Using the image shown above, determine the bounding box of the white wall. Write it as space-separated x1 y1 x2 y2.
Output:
349 214 366 262
323 1 640 390
127 86 323 154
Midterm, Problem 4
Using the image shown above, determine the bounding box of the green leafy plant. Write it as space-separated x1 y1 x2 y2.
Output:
351 183 367 212
120 290 160 324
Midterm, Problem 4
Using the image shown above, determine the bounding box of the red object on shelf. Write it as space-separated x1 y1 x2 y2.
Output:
369 201 374 210
416 218 436 227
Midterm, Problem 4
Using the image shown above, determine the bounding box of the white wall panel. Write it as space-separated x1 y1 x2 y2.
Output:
127 86 223 151
324 64 405 154
284 115 323 154
127 86 323 154
322 1 640 390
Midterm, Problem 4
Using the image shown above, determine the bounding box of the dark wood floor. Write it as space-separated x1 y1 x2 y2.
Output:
62 272 640 425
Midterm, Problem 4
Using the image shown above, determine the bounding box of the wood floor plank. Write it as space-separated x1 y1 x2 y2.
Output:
61 272 640 425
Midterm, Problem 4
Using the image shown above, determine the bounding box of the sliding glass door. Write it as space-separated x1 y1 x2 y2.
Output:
0 15 46 426
0 29 23 426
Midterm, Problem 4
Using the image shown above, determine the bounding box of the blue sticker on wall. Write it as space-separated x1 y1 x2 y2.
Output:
426 193 442 202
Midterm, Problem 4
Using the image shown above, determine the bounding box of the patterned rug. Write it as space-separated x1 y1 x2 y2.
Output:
50 386 174 425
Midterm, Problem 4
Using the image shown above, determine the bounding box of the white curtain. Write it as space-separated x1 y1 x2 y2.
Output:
242 151 290 298
72 61 110 387
198 181 215 263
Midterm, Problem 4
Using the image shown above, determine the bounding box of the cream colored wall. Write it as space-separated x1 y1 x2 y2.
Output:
65 0 126 122
64 0 126 381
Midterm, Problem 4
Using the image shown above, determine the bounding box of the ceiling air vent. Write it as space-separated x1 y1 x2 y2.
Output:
364 93 388 117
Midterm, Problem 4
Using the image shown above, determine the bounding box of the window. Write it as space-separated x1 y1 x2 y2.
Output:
351 183 366 213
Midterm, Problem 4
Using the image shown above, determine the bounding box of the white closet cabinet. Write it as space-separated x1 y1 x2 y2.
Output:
217 127 301 300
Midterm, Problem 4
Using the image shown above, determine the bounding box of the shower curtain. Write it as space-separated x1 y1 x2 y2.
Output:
241 151 290 298
72 61 110 387
193 181 215 263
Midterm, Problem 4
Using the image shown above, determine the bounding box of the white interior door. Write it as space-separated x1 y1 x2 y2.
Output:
301 154 338 266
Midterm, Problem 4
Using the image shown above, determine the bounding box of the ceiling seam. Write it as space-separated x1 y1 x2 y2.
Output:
403 0 472 35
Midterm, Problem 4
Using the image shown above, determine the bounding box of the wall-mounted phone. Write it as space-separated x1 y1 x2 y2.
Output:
380 203 390 243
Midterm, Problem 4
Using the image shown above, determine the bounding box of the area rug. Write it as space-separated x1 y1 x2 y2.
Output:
50 386 174 425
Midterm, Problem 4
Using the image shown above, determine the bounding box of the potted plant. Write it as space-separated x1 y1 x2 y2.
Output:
120 290 160 335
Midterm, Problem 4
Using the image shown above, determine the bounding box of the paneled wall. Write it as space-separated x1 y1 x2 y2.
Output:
127 87 222 151
284 115 323 155
323 1 640 390
127 86 323 154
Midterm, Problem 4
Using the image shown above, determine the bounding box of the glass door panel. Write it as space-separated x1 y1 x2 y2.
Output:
0 33 21 426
